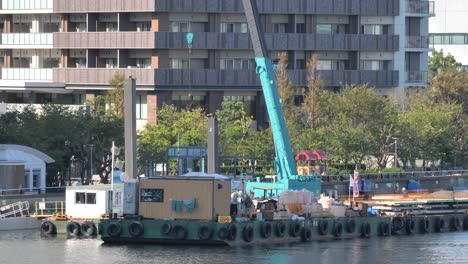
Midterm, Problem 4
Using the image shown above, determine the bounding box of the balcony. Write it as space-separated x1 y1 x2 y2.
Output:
53 0 156 13
154 32 399 52
1 68 53 81
154 0 400 16
52 69 398 88
1 33 53 47
0 0 53 12
406 71 428 84
406 36 431 49
53 32 155 49
53 68 155 86
407 1 435 16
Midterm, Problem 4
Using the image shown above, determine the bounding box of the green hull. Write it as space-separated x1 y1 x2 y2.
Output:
92 214 468 246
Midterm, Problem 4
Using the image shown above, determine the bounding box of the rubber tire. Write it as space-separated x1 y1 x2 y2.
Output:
243 225 254 242
451 217 462 231
161 222 172 235
276 222 286 237
260 222 272 238
392 217 404 233
67 221 81 236
333 222 343 238
435 218 445 233
301 227 312 242
128 221 144 238
346 219 356 233
405 218 415 235
198 225 213 240
318 220 328 236
421 217 430 233
173 225 187 240
81 221 96 236
290 221 301 237
41 221 56 235
379 222 389 237
227 224 237 241
361 223 371 238
107 221 122 238
217 227 228 240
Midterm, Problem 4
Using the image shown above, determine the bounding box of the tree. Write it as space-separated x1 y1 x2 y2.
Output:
429 49 462 73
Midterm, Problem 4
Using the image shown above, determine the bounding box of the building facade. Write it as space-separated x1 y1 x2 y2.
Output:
0 0 432 126
430 0 468 69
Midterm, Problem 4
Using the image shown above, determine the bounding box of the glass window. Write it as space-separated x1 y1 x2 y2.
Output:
451 35 465 45
171 59 189 69
316 60 333 70
171 22 190 32
86 193 97 204
273 23 287 33
140 189 164 202
136 94 147 120
362 25 383 35
316 24 332 34
296 23 306 33
75 192 86 204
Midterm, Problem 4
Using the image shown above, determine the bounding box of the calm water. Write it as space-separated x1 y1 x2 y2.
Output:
1 230 468 264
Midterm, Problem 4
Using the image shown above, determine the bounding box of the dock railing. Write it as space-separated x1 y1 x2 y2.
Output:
33 201 65 218
0 186 65 197
322 170 468 183
0 201 30 218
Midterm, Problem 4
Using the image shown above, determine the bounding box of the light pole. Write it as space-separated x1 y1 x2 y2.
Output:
84 144 94 184
392 138 399 168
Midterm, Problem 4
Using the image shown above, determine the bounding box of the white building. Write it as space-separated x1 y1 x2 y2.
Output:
65 184 124 219
430 0 468 68
0 144 54 193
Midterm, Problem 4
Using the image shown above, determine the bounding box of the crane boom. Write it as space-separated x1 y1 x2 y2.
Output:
242 0 297 181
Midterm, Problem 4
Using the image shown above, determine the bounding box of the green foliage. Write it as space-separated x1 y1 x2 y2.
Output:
429 50 462 73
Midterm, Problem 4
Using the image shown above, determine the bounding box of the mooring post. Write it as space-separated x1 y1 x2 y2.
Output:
124 77 137 179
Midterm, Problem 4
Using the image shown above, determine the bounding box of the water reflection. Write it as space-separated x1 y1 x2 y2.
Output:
1 230 468 264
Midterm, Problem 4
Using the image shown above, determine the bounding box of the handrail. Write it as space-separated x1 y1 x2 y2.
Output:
0 186 65 197
0 201 30 218
33 201 65 217
322 170 468 183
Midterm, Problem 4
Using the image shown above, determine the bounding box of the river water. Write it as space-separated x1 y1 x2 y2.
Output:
1 230 467 264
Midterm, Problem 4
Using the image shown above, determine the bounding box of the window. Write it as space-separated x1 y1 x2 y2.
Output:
220 59 255 70
105 58 117 69
273 23 287 33
316 60 333 70
105 22 118 32
171 59 189 69
136 22 151 32
75 192 97 204
220 22 248 33
362 25 384 35
86 193 96 204
140 189 164 202
136 94 148 120
360 60 390 71
296 23 306 33
296 59 306 69
316 24 332 34
136 58 151 68
171 22 190 32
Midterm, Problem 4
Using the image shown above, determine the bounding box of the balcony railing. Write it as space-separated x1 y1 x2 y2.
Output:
406 36 430 49
1 0 53 10
1 68 53 81
407 0 435 15
406 71 428 83
1 33 53 46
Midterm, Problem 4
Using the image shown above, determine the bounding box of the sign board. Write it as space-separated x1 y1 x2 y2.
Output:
38 202 46 210
353 170 359 198
167 146 207 159
217 216 232 223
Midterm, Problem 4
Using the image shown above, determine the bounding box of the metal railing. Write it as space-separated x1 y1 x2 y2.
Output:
406 71 428 83
1 0 53 10
33 201 65 217
0 186 65 197
1 68 53 80
406 36 430 49
0 201 30 218
322 170 468 183
407 0 435 15
1 33 53 45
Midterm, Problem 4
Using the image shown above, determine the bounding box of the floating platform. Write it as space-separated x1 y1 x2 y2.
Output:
40 214 468 246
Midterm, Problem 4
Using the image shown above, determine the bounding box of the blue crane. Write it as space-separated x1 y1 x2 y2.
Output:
242 0 321 197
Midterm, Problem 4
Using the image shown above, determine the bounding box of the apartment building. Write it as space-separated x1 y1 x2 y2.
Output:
430 0 468 69
0 0 432 126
